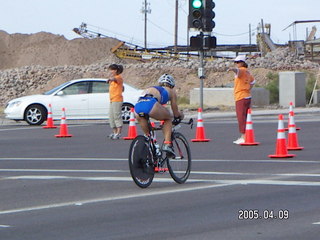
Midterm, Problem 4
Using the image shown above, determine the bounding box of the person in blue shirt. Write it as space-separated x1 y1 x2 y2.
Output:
134 74 184 155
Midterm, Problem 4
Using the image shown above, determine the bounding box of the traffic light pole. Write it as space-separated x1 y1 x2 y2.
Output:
199 49 205 110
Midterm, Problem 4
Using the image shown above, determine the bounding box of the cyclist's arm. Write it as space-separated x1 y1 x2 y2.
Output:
170 89 183 119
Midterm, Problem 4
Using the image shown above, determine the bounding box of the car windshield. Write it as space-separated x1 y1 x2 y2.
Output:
43 82 70 95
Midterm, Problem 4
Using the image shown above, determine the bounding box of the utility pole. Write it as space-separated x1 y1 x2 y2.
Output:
141 0 151 49
174 0 179 52
249 23 252 55
144 0 147 49
249 23 252 45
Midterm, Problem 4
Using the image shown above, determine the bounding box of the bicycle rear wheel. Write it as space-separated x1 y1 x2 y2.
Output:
128 135 154 188
167 132 191 184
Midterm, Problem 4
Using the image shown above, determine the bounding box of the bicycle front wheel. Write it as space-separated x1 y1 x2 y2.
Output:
167 132 191 184
128 135 154 188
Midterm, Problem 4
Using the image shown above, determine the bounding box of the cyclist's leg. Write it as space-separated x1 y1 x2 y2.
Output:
149 103 172 142
135 114 149 135
149 103 175 156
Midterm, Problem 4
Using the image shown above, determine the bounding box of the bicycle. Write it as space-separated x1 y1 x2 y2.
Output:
128 114 193 188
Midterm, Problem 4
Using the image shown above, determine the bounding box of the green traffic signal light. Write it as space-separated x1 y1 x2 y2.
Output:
188 0 204 30
192 0 202 8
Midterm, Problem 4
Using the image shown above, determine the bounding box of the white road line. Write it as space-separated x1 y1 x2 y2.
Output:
192 171 320 177
3 175 320 187
0 127 39 131
1 176 320 215
193 159 320 164
215 179 320 187
4 175 208 182
0 169 127 173
0 124 90 132
312 222 320 225
0 225 11 228
2 169 320 178
0 158 318 163
0 182 234 215
5 175 134 181
0 157 126 161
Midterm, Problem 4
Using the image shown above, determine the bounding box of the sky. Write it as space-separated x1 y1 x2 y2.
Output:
1 0 320 48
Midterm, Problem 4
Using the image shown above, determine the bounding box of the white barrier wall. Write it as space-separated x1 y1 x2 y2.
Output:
190 87 270 107
279 72 306 107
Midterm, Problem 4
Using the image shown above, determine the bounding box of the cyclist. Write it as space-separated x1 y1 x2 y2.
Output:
134 74 184 156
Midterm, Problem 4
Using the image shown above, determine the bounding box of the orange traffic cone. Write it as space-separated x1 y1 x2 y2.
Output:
268 114 295 158
287 111 304 150
191 108 210 142
240 109 260 146
123 108 137 140
55 108 73 138
285 102 300 131
43 104 57 129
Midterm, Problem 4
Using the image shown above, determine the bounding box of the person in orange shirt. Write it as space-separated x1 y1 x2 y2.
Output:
228 55 255 144
107 64 124 140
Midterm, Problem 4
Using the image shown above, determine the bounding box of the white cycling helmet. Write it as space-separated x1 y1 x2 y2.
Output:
158 74 175 88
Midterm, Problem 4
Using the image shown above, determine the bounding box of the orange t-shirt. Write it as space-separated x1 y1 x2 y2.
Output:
109 75 123 102
234 67 254 101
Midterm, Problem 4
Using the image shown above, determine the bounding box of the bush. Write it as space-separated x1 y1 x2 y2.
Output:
305 72 318 103
265 72 279 104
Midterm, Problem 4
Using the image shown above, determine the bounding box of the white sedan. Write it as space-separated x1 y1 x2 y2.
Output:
4 78 142 125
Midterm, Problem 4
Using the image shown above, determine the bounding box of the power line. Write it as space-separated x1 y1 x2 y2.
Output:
213 29 257 37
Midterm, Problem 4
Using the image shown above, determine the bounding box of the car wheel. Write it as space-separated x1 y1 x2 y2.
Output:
121 103 133 124
24 104 47 125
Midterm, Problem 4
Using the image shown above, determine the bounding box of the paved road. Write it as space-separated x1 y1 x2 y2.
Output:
0 115 319 239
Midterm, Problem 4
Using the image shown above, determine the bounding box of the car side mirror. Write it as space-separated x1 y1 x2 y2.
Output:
56 91 64 96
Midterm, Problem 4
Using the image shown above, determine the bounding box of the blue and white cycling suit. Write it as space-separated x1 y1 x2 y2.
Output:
134 86 169 115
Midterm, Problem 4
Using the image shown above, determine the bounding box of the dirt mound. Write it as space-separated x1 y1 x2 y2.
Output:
0 30 119 70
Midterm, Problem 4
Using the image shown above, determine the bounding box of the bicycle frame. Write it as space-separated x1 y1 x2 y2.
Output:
145 117 166 172
145 116 193 172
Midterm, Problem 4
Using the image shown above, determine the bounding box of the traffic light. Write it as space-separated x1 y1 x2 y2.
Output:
188 0 204 30
189 0 215 32
203 35 216 49
190 34 217 50
202 0 215 32
190 35 203 49
189 0 216 50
